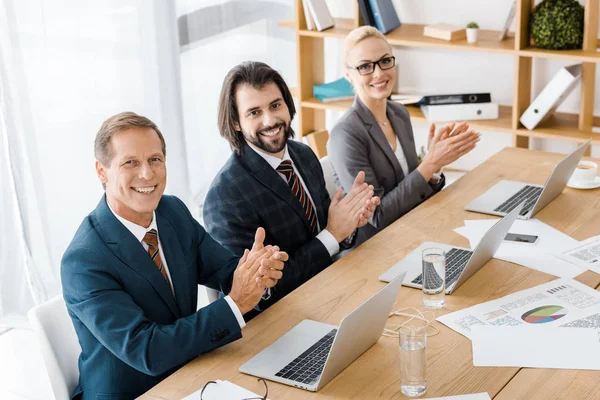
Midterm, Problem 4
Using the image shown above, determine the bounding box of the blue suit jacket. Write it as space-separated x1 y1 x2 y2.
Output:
61 195 242 400
203 141 335 314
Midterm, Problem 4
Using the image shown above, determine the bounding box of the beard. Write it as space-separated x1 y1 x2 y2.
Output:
244 121 293 154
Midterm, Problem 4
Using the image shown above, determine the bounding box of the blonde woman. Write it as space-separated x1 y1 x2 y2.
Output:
327 26 480 244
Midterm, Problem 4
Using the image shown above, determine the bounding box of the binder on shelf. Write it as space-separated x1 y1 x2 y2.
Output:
421 103 499 122
302 0 315 30
357 0 377 27
423 23 466 41
314 78 354 102
305 0 334 32
368 0 401 34
519 64 582 130
392 93 492 106
498 1 516 41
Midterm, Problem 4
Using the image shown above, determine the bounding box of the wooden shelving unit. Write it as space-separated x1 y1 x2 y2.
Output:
284 0 600 156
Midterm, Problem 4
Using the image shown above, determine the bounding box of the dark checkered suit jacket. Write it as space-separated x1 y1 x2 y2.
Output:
203 140 334 314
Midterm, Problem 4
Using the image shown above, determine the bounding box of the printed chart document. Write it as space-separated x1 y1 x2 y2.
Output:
454 219 585 278
438 278 600 340
557 235 600 273
471 325 600 370
426 394 491 400
182 380 267 400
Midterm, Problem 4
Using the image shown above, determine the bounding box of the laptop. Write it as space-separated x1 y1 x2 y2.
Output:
239 273 405 391
378 203 523 294
464 139 591 219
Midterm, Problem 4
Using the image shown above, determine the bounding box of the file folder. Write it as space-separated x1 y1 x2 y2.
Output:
519 64 582 130
421 103 499 122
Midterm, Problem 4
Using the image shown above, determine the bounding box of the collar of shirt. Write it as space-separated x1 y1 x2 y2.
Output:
247 142 292 170
106 200 158 243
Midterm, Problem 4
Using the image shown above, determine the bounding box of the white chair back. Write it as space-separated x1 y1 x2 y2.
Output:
28 295 81 400
319 155 337 198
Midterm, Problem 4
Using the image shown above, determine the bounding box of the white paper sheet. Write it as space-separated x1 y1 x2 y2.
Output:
454 219 586 278
425 394 491 400
471 325 600 370
438 278 600 340
182 380 267 400
557 235 600 274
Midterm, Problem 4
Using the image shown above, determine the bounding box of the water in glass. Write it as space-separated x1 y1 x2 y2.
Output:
422 249 445 309
399 326 427 397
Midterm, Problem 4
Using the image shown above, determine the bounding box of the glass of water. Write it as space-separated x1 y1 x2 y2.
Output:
399 324 427 397
422 248 446 309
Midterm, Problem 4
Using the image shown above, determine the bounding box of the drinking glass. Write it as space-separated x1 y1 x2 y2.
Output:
399 324 427 397
422 248 446 309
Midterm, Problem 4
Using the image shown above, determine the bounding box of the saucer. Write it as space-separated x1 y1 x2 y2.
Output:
567 176 600 189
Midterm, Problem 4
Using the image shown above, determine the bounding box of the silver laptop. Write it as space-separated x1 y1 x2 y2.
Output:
379 203 522 294
464 139 591 219
239 273 405 392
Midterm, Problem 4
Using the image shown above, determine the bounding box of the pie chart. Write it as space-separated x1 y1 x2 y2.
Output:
521 305 567 324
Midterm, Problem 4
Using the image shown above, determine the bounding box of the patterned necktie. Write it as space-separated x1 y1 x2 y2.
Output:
276 160 318 235
142 229 171 285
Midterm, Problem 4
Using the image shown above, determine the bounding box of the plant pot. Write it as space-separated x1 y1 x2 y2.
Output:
466 28 478 43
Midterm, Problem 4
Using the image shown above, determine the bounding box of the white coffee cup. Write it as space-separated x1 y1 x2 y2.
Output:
571 161 598 184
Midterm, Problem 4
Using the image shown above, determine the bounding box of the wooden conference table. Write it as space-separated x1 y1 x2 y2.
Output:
141 147 600 399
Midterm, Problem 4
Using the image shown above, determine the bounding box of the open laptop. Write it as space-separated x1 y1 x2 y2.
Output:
464 139 591 219
379 203 523 294
239 273 405 391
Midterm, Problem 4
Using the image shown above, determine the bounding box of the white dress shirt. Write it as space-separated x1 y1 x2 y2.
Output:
107 201 246 329
248 143 340 256
392 136 410 177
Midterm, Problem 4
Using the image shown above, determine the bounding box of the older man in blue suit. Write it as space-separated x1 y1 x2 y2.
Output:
61 112 288 400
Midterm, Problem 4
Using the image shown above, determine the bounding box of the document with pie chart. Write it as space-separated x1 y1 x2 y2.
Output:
438 277 600 340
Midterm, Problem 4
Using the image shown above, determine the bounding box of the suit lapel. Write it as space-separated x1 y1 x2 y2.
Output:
93 196 181 318
239 144 312 233
354 97 403 181
389 104 419 171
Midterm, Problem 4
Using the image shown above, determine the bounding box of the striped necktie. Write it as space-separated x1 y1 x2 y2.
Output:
276 160 318 235
142 229 171 285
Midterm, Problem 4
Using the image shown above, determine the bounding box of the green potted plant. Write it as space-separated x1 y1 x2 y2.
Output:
530 0 584 50
466 21 479 43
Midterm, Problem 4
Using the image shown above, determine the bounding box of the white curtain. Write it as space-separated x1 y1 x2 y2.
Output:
176 0 296 214
0 0 298 324
0 0 189 328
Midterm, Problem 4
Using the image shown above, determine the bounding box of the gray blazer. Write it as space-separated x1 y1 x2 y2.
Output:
327 96 444 245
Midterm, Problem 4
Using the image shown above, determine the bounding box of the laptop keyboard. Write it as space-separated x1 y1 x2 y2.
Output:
493 185 543 216
274 329 337 385
411 248 473 288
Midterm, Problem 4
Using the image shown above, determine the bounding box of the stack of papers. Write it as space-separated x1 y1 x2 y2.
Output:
557 235 600 273
182 380 267 400
454 218 586 278
471 325 600 370
439 278 600 369
427 394 491 400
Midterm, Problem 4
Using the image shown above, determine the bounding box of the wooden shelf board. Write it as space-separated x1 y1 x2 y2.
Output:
294 18 515 54
282 18 600 62
278 19 295 28
516 113 600 144
300 95 514 133
519 47 600 63
298 95 600 144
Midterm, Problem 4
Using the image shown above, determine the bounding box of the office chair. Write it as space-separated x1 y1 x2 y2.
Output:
28 295 81 400
319 155 337 198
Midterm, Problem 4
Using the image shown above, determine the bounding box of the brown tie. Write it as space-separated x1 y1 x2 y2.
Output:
143 229 171 285
277 160 318 235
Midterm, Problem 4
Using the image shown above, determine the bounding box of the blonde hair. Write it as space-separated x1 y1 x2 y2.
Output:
343 26 389 65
